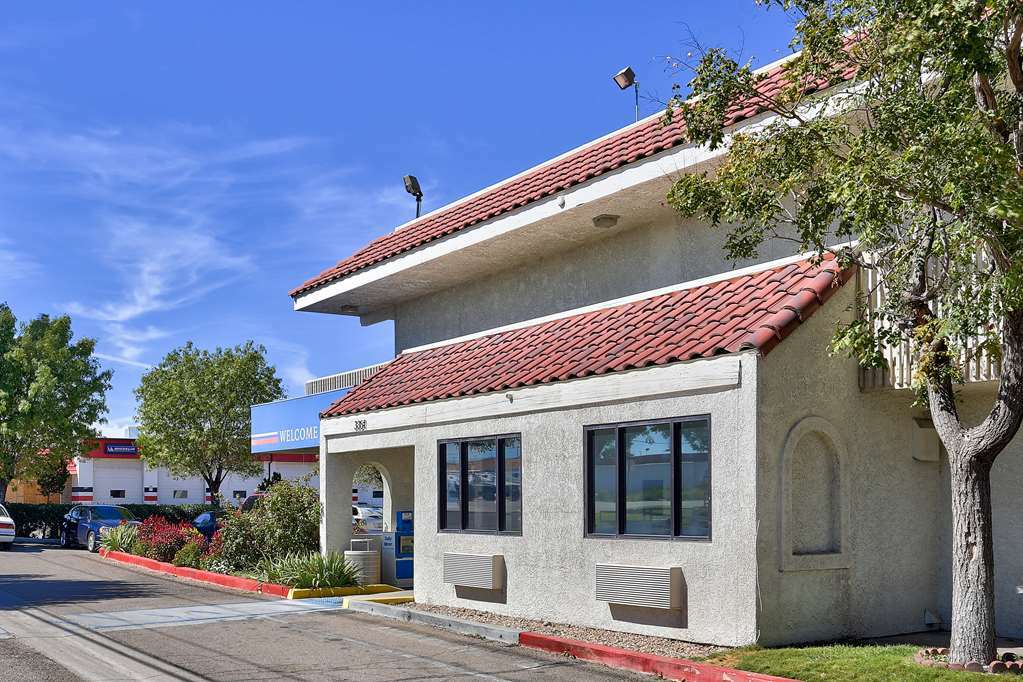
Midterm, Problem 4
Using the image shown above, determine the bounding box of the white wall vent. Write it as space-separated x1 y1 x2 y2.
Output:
595 563 682 610
443 553 504 590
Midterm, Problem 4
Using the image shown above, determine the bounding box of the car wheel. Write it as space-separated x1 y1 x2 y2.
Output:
0 542 10 551
59 530 70 548
87 531 98 553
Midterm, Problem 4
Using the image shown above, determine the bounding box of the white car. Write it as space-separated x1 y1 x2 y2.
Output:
0 504 15 549
352 505 383 533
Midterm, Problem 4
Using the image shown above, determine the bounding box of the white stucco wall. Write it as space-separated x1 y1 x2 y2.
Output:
755 282 1023 644
392 214 796 352
321 355 761 646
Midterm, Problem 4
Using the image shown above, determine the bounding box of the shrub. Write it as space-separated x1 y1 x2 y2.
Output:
212 478 321 571
257 551 359 589
5 503 72 538
134 515 195 563
172 537 207 568
99 522 138 553
250 478 321 559
214 510 263 570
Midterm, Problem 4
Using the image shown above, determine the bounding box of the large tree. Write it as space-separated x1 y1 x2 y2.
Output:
0 304 112 503
135 341 284 503
666 0 1023 665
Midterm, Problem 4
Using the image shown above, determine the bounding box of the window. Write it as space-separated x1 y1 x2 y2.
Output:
438 434 522 534
585 416 711 540
233 490 247 500
172 490 188 499
110 489 126 499
372 490 383 499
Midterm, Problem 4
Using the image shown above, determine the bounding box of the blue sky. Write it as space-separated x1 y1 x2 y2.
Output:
0 2 796 435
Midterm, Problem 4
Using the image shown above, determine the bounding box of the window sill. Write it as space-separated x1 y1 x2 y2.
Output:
438 529 522 537
584 533 711 543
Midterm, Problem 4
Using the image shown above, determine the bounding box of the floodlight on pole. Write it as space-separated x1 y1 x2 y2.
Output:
403 174 423 218
613 66 639 122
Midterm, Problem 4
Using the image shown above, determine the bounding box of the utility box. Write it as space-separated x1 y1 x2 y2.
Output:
381 510 414 588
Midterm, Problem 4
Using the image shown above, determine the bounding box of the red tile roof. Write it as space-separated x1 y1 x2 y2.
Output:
322 255 852 417
291 62 857 298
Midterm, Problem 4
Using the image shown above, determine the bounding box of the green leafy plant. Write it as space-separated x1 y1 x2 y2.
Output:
99 522 138 553
664 1 1023 663
0 305 112 504
257 551 359 589
172 538 207 568
134 341 284 503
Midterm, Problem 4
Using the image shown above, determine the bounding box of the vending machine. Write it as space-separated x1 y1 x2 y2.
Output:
381 510 413 588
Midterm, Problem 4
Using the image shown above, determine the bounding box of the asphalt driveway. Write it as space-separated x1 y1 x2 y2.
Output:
0 543 642 681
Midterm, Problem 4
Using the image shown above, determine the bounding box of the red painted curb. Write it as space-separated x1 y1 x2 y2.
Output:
518 632 797 682
100 549 289 596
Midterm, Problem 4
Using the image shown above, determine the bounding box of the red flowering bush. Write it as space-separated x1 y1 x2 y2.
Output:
132 515 195 563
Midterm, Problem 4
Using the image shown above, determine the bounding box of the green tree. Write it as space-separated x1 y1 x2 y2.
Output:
666 1 1023 664
0 304 111 503
135 341 284 504
35 452 72 500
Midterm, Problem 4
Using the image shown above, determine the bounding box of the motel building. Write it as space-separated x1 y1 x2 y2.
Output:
289 57 1023 648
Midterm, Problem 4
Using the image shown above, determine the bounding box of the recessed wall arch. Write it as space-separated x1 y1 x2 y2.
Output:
779 415 851 572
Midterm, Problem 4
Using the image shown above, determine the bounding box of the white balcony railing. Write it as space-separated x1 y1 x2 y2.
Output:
304 362 390 396
859 253 1002 390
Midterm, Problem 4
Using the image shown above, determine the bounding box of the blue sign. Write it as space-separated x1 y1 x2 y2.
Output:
104 443 138 455
250 389 348 454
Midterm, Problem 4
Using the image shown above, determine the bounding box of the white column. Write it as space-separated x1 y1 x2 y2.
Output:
143 465 159 504
73 458 94 503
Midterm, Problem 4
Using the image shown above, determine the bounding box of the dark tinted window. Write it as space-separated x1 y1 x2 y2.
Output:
503 437 522 534
91 506 133 521
586 416 711 540
439 435 522 534
588 429 618 535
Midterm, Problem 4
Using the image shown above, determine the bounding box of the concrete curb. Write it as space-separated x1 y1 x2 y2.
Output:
288 584 401 600
342 600 520 644
99 549 291 597
518 632 798 682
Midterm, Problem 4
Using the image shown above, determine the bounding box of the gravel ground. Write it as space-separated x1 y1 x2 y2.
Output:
407 602 725 660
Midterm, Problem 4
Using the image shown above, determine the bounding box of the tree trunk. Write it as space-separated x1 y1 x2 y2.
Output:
926 307 1023 664
206 477 221 508
0 479 7 504
947 450 997 665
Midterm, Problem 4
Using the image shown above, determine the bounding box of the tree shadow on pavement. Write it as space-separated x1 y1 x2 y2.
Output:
0 574 175 609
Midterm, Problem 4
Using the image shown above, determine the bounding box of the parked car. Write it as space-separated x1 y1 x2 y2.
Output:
0 504 15 550
240 492 266 513
192 510 224 541
352 505 383 533
60 505 138 553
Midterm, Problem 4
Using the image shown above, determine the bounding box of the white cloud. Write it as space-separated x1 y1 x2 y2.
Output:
0 236 39 283
258 336 316 397
93 352 153 370
66 218 251 323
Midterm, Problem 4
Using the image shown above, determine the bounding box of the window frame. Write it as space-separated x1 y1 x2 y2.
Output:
584 415 712 542
437 433 522 536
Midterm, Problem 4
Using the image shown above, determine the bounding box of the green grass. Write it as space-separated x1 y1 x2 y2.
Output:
704 644 987 681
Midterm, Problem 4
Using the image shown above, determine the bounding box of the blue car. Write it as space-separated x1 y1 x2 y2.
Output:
60 505 139 553
192 510 224 542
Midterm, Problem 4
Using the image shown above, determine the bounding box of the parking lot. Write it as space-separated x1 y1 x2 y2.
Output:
0 542 641 681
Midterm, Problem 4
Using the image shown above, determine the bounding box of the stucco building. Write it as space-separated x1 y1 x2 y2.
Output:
290 57 1023 646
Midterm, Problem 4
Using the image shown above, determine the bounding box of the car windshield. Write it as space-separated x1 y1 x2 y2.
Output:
91 506 134 521
0 504 7 517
